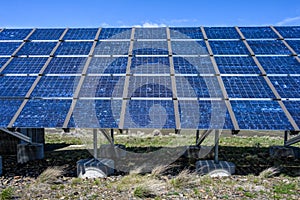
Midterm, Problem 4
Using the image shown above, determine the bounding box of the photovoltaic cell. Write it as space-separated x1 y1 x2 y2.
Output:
173 57 215 74
14 99 72 127
269 76 300 98
134 28 167 39
2 57 48 74
0 42 22 55
130 57 170 74
99 28 131 39
204 27 240 39
170 27 203 39
222 76 275 98
94 41 130 55
0 29 32 40
239 27 278 39
0 76 36 97
215 56 261 74
31 76 79 97
172 41 208 55
87 57 128 74
283 101 300 127
44 57 87 74
275 26 300 38
209 41 249 55
29 28 65 40
55 42 93 55
63 28 98 40
133 41 169 55
286 40 300 54
231 100 293 130
247 40 291 55
17 42 57 55
0 99 23 127
0 58 9 70
257 56 300 74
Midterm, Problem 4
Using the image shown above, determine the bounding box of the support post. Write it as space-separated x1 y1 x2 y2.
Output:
111 129 114 145
214 130 220 164
284 131 288 146
196 130 200 147
93 129 98 159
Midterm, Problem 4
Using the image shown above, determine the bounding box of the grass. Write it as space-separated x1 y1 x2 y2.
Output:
36 166 63 184
0 187 14 200
133 186 155 198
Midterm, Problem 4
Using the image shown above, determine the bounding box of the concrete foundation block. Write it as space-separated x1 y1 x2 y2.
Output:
17 143 44 164
77 158 114 178
270 146 300 159
196 160 236 177
99 144 126 159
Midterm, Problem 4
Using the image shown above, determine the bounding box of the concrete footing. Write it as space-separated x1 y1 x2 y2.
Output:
17 143 44 164
77 158 114 178
270 146 300 159
196 160 236 177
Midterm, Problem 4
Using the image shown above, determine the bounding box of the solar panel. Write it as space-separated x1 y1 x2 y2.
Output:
171 41 207 55
286 40 300 54
0 58 9 69
283 101 300 127
2 57 48 74
204 27 240 39
94 41 130 55
131 57 170 74
55 42 93 55
0 99 24 127
17 42 57 55
0 76 36 97
135 28 167 39
247 40 291 55
239 27 278 39
44 57 87 74
269 76 300 98
215 56 261 74
87 57 128 74
133 41 169 55
274 26 300 38
170 27 203 39
29 28 65 40
63 28 98 40
209 41 249 55
0 29 32 40
99 28 131 40
257 56 300 74
173 57 215 74
0 42 22 55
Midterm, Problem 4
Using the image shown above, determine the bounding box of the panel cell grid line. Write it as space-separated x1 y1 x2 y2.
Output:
130 57 170 74
98 28 132 40
171 41 208 55
0 99 24 127
44 57 87 74
134 28 167 39
29 28 66 40
55 41 93 55
63 28 98 40
286 40 300 54
16 42 57 55
0 42 22 55
239 27 279 39
93 41 130 55
269 76 300 98
0 29 33 40
231 100 293 130
1 57 48 74
30 76 79 98
247 40 292 55
132 41 169 55
123 100 176 129
174 56 216 74
126 76 173 98
13 99 72 127
257 56 300 74
176 76 223 98
215 56 261 74
209 40 249 55
87 57 128 74
274 26 300 38
179 100 233 129
283 101 300 127
0 76 36 97
68 99 122 128
79 76 125 98
170 27 203 39
222 76 275 98
204 27 240 39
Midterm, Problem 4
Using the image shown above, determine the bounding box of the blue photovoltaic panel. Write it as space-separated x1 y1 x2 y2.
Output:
222 76 275 98
94 41 130 55
209 41 249 55
31 76 78 97
44 57 87 74
14 99 72 127
231 100 293 130
68 100 122 128
0 99 23 127
124 100 176 129
87 57 127 74
215 56 261 74
247 40 291 55
173 57 215 74
0 29 32 40
286 40 300 54
2 57 48 74
133 41 169 55
176 76 222 98
170 27 203 39
17 42 57 55
63 28 98 40
0 76 35 97
0 42 22 55
283 101 300 127
131 57 170 74
29 28 65 40
257 56 300 74
275 26 300 38
179 100 233 129
79 76 125 98
99 28 131 39
55 42 93 55
134 28 167 39
172 41 208 55
269 76 300 98
0 58 9 69
239 27 278 39
127 76 172 98
204 27 240 39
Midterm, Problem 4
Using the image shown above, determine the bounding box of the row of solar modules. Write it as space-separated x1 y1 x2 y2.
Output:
0 40 300 56
1 56 300 74
0 27 299 40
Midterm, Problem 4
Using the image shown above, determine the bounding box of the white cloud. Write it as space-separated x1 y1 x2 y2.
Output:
276 16 300 26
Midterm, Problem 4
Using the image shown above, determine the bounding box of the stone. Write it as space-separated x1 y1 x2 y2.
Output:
196 160 236 176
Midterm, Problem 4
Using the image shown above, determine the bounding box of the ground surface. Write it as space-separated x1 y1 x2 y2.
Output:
0 129 300 199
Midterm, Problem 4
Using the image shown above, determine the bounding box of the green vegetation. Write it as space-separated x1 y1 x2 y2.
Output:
133 186 155 198
0 187 14 200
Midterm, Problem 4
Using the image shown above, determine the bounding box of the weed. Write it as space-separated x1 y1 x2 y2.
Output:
244 191 256 198
36 166 63 184
170 169 195 189
133 186 155 198
94 179 101 186
71 178 82 186
259 167 280 178
0 187 14 200
273 183 296 195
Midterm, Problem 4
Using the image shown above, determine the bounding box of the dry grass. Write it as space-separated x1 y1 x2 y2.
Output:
259 167 280 178
36 166 63 184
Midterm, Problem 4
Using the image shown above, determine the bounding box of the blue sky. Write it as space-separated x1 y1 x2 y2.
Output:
1 0 300 28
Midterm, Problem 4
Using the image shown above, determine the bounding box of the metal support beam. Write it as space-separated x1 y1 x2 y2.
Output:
111 129 114 144
196 129 213 146
214 130 220 164
196 130 200 146
284 130 300 146
93 129 98 158
0 128 32 143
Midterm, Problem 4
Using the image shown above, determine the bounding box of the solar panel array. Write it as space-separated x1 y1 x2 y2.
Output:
0 26 299 130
